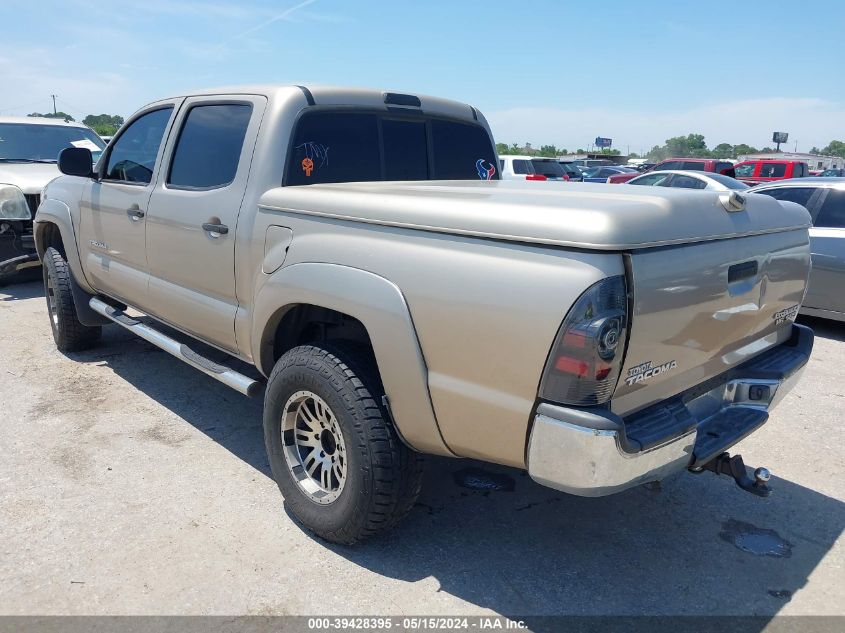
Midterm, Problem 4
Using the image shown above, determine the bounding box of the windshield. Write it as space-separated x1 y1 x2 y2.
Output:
705 173 749 190
0 123 105 163
530 159 566 177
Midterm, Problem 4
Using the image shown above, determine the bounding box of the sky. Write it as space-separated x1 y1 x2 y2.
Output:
1 0 843 154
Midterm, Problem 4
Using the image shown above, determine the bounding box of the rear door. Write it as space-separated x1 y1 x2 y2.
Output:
78 102 180 306
143 96 265 352
806 188 845 315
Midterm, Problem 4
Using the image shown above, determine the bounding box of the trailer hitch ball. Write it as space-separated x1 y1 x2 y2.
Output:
697 452 773 497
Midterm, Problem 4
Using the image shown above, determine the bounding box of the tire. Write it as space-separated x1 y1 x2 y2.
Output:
42 247 101 352
264 342 424 544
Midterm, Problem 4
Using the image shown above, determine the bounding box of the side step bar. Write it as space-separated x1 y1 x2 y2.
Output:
89 297 262 398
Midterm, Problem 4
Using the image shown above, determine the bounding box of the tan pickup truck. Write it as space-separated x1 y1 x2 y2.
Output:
34 85 813 544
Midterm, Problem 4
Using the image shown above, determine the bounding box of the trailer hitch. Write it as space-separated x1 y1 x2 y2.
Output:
693 452 772 497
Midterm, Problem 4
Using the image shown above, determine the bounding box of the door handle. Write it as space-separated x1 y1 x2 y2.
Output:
127 206 145 221
202 222 229 237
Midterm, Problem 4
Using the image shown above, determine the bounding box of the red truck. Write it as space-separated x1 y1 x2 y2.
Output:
607 158 735 184
732 159 810 185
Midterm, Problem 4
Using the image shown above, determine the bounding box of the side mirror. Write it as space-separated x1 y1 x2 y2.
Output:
58 147 95 177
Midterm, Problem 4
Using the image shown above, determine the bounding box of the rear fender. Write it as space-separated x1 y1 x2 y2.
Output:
253 262 453 456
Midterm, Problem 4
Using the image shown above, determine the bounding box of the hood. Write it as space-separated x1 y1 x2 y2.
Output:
258 180 811 251
0 163 61 193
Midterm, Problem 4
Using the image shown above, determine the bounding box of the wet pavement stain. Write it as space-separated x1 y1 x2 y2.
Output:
719 519 793 558
452 468 515 492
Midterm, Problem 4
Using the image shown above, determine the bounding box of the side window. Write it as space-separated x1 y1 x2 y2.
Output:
513 160 530 175
168 103 252 189
670 174 707 189
287 112 380 186
431 120 498 180
104 107 173 184
631 173 670 186
734 163 755 178
716 162 734 173
383 119 428 180
656 161 680 171
815 190 845 228
760 163 786 178
755 187 815 209
681 161 705 171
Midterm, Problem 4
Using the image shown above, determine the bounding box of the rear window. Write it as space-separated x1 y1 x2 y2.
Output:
760 163 786 178
512 159 530 175
530 160 566 177
815 189 845 228
681 161 706 171
285 111 497 186
706 173 749 190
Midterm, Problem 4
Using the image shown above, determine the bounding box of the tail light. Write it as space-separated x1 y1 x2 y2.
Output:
526 174 547 181
539 276 628 406
563 174 570 181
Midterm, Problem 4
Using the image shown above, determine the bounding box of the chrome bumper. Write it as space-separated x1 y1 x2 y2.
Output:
527 324 813 497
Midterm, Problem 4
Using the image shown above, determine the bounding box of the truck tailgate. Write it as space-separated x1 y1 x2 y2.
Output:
612 228 811 416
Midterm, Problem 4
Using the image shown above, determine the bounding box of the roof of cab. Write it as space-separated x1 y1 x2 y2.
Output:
158 84 481 122
0 115 90 127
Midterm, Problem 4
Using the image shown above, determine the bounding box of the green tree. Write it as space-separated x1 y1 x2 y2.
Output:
83 114 124 136
539 144 558 157
28 111 74 121
821 140 845 158
732 143 758 157
495 143 509 155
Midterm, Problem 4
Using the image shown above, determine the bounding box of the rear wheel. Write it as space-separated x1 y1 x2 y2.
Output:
43 247 101 352
264 343 424 544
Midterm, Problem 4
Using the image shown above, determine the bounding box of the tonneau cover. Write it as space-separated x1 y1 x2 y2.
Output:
258 180 811 250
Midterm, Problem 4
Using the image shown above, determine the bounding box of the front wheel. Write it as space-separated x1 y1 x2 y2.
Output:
43 247 101 352
263 343 423 544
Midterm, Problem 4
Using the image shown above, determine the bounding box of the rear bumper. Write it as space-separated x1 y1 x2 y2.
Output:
527 323 813 496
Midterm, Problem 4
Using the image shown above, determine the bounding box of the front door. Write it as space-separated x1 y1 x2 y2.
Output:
78 103 180 307
144 96 265 353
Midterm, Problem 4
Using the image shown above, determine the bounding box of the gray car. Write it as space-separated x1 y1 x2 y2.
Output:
750 178 845 321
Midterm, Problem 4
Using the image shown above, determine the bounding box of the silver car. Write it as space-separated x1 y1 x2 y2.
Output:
627 170 749 191
750 178 845 321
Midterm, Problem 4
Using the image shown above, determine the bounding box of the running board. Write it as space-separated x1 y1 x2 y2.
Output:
89 297 262 397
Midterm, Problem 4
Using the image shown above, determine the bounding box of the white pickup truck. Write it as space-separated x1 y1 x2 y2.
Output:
35 85 813 544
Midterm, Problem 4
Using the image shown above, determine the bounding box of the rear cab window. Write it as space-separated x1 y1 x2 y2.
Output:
285 110 498 186
681 161 705 171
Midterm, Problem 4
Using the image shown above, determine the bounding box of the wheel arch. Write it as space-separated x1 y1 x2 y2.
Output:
252 262 453 457
34 199 95 294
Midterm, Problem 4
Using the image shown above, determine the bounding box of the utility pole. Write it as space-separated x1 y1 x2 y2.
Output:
51 94 57 115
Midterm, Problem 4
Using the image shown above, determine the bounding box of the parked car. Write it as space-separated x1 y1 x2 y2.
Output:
582 166 638 183
0 116 106 283
558 161 583 181
749 178 845 321
819 168 845 177
500 155 571 181
36 84 813 544
733 160 810 185
607 158 736 184
627 170 749 191
573 158 615 170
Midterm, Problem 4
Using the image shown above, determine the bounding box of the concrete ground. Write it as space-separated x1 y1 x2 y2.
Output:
1 280 843 620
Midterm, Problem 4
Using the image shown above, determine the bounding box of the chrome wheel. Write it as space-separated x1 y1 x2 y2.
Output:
281 391 347 504
45 270 59 329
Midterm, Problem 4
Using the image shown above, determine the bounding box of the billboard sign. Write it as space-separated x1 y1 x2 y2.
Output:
772 132 789 144
594 137 613 148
